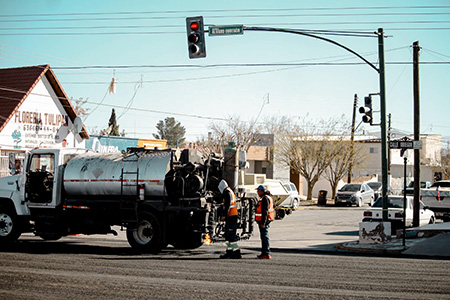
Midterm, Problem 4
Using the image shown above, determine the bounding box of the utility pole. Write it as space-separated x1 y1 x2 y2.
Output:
388 113 392 176
348 94 358 183
413 41 421 227
378 28 389 222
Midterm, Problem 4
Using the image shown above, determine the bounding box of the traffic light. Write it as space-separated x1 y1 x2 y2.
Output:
359 96 373 124
186 16 206 59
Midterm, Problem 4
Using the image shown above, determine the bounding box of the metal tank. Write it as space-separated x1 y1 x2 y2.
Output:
63 151 172 198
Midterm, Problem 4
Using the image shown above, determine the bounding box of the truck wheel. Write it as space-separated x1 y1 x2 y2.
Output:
127 212 162 253
0 208 22 243
429 216 435 224
292 199 299 210
276 209 285 220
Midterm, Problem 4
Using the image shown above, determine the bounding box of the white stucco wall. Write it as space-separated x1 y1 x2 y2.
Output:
0 76 84 150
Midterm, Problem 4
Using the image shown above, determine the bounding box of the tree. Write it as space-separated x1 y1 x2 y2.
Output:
270 116 344 200
322 138 366 199
70 97 90 117
153 117 186 148
195 115 260 156
100 108 123 136
441 143 450 180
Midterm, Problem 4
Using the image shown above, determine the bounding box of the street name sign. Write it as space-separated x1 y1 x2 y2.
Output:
389 140 422 150
209 25 244 36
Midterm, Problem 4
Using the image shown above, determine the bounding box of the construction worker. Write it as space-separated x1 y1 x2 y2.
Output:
255 185 275 259
218 179 242 259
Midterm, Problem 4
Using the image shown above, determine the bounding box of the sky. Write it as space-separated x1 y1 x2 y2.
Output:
1 0 449 145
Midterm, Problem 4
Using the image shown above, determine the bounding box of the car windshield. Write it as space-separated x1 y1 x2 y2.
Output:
431 181 450 188
407 181 414 188
284 184 291 191
340 184 360 192
372 197 404 208
367 182 382 189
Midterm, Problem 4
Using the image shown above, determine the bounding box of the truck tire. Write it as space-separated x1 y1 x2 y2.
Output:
276 209 285 220
0 207 22 244
127 212 163 253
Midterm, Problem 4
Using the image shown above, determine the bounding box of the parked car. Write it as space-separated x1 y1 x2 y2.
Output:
280 182 300 210
362 196 435 233
403 181 431 195
367 181 393 200
335 183 374 207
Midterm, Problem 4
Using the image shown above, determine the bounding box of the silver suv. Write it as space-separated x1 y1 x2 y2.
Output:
335 183 374 207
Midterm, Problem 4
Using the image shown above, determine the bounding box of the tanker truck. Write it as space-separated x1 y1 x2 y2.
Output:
0 146 254 253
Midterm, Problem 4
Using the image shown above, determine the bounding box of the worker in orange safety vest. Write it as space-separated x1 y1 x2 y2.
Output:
218 179 241 259
255 184 275 259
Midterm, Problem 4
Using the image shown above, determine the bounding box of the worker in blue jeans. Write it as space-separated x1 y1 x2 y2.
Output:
255 185 275 259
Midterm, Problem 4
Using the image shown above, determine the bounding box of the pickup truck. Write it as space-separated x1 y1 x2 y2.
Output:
421 180 450 222
363 196 435 233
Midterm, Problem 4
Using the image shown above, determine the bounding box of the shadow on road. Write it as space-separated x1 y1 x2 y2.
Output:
0 239 222 260
325 230 359 236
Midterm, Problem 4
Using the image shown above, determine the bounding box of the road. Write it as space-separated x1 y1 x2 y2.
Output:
1 207 449 299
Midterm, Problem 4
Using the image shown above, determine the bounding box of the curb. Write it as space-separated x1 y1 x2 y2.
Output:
335 242 407 255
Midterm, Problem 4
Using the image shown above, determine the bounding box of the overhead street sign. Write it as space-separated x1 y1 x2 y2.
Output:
389 140 422 150
209 25 244 36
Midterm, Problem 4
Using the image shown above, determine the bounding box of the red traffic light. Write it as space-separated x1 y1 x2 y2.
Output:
190 22 199 31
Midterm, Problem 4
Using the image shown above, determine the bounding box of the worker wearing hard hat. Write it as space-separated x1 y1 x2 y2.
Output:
255 185 275 259
218 179 241 259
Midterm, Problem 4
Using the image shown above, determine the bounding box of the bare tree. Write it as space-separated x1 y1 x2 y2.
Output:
70 97 90 117
195 116 260 156
323 138 366 199
441 143 450 180
270 116 345 200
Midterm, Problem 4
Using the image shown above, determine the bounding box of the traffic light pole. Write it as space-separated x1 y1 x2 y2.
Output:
378 28 389 221
243 26 389 221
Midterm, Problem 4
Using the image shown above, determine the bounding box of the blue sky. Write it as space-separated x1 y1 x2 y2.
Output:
1 0 449 144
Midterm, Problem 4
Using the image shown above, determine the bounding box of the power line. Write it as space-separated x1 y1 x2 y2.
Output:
1 6 450 18
1 20 449 32
0 86 229 122
1 12 450 23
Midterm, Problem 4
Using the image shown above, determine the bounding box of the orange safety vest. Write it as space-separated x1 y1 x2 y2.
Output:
223 187 238 217
255 194 275 222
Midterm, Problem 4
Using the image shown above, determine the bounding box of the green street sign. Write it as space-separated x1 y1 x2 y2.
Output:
209 25 244 36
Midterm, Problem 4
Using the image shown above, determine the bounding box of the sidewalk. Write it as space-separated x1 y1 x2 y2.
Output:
336 223 450 258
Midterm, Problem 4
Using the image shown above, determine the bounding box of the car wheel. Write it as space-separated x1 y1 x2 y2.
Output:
429 216 435 224
292 199 299 210
357 198 362 207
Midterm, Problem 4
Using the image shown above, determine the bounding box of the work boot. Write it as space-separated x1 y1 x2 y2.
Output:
231 249 242 259
220 250 233 259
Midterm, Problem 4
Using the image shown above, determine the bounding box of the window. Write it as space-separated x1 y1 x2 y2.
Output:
29 153 55 173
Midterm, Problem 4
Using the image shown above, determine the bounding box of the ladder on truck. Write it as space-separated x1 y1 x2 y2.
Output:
120 152 141 225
